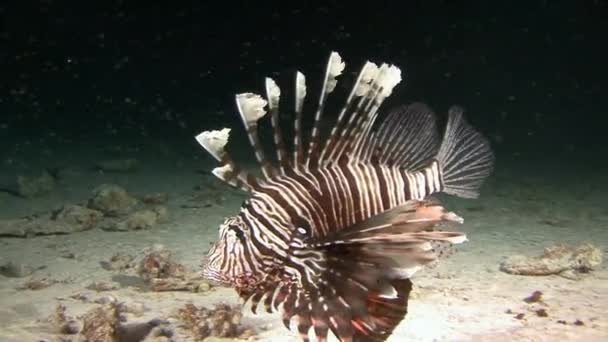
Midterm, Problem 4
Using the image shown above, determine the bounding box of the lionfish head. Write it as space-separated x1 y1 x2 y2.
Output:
202 215 260 289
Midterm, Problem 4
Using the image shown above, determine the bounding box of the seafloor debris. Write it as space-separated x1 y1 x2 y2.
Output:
17 170 56 197
18 276 58 290
54 300 173 342
50 300 254 341
138 245 186 281
174 303 254 340
96 158 140 173
87 281 120 292
0 261 38 278
138 192 169 205
136 245 211 292
54 303 81 335
0 185 169 237
0 205 103 237
51 204 104 230
523 290 543 304
499 243 603 279
101 253 136 271
88 184 139 217
535 308 548 317
103 206 168 232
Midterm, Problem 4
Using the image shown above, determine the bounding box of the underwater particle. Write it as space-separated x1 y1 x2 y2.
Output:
573 319 585 326
88 184 139 217
523 290 543 304
95 158 140 172
17 170 56 198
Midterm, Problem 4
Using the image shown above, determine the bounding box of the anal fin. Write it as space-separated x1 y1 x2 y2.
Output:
354 278 413 341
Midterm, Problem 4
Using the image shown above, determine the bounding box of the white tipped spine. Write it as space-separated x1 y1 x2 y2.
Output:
265 78 281 109
354 62 380 96
325 51 345 93
212 164 234 182
266 77 290 174
294 71 307 168
195 128 231 162
295 71 306 113
236 93 268 126
306 51 346 166
376 64 402 102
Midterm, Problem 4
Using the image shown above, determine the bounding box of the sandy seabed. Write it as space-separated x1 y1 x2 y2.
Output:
0 138 606 342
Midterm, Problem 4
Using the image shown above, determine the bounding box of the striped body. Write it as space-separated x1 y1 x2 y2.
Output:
204 160 443 284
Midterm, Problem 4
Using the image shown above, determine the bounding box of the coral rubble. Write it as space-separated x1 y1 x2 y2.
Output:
500 243 603 279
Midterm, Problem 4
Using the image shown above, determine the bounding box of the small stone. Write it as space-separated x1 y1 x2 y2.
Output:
87 281 119 292
118 301 146 317
114 210 159 231
0 262 35 278
140 192 169 204
88 184 138 217
535 308 548 317
95 295 117 304
101 253 135 271
19 277 55 290
197 282 211 292
60 251 76 259
51 205 104 231
60 320 81 334
17 171 55 198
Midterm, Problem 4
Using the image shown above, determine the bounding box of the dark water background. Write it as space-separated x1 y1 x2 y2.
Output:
1 0 607 169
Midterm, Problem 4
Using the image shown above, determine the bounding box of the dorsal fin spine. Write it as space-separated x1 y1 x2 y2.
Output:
329 90 378 163
347 64 403 163
235 93 274 179
194 128 255 192
293 71 306 170
305 51 345 169
319 61 379 166
265 77 290 175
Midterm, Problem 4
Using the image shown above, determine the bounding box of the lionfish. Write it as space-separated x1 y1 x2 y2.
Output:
195 51 494 341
